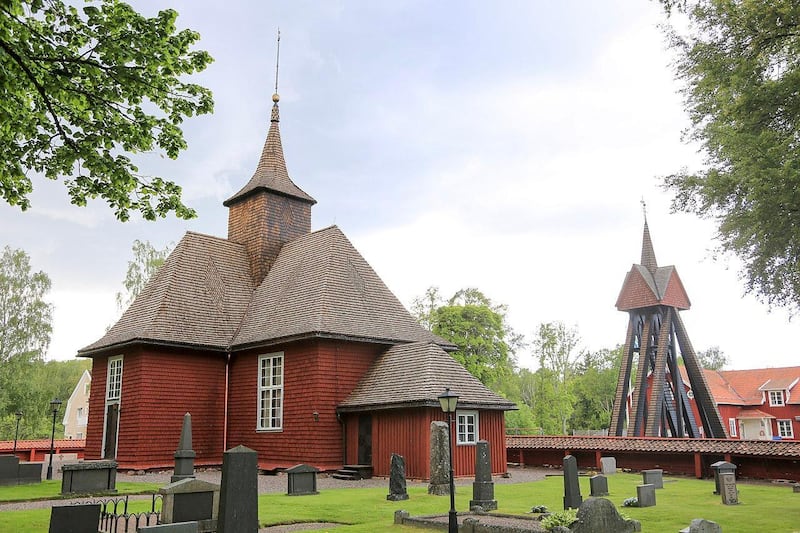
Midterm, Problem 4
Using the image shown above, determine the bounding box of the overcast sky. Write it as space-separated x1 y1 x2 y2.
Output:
1 0 796 371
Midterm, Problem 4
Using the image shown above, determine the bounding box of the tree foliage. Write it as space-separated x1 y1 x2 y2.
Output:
660 0 800 311
0 0 213 221
0 245 52 363
116 239 172 311
695 345 729 370
413 287 521 388
532 322 581 434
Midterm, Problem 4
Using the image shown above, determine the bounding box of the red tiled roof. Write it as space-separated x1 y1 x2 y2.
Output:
506 435 800 458
736 409 775 419
0 439 85 451
708 367 800 406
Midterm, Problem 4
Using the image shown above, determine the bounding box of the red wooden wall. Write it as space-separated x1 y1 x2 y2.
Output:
226 339 381 471
344 408 508 479
84 347 227 470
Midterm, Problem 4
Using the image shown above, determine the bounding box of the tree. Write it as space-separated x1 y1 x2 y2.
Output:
696 345 729 371
412 287 523 388
0 0 213 221
0 245 52 363
659 1 800 312
569 347 622 431
532 322 580 435
116 239 172 311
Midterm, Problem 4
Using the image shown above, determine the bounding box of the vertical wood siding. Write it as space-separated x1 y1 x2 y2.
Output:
226 339 381 470
84 356 107 460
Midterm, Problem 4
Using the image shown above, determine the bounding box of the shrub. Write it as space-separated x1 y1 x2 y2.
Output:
530 504 549 513
541 509 577 530
622 497 639 507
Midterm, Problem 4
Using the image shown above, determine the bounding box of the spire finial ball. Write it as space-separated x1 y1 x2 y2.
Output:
272 93 280 103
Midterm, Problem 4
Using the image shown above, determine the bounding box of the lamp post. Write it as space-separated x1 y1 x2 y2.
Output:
13 412 23 456
46 398 62 480
438 387 459 533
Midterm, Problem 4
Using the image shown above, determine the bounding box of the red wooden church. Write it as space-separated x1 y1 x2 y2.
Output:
78 93 515 479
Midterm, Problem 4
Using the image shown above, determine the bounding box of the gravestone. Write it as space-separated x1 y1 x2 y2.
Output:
637 484 656 507
387 453 409 501
589 474 609 497
679 518 722 533
139 523 200 533
570 498 639 533
160 477 220 532
286 464 319 495
600 456 617 475
172 412 196 483
0 454 42 485
562 454 583 509
793 484 800 493
710 461 736 495
469 440 497 511
60 460 117 494
217 445 258 533
719 472 739 505
428 421 451 496
642 469 663 489
48 503 100 533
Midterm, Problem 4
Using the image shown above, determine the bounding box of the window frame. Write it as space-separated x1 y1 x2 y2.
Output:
106 356 123 401
456 410 479 445
728 417 737 437
769 390 785 407
257 352 284 431
777 419 794 439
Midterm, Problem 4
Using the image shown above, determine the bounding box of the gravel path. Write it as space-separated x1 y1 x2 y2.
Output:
0 466 551 532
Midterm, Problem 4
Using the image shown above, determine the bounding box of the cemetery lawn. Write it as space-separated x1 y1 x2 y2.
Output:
1 473 799 531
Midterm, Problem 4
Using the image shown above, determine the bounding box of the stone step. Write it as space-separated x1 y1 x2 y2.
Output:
331 469 362 481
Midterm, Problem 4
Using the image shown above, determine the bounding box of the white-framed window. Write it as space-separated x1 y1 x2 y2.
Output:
257 352 284 431
107 356 123 401
769 390 785 406
777 419 794 438
728 418 737 437
456 410 479 445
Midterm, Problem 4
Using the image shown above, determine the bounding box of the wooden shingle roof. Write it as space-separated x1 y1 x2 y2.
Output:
79 232 254 355
338 341 516 412
231 226 451 350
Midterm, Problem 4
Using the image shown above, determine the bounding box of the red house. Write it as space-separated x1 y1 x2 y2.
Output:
78 94 515 478
704 367 800 441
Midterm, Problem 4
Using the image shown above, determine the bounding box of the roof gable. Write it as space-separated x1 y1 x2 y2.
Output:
231 226 450 349
79 232 254 354
707 366 800 405
338 341 516 411
615 266 659 311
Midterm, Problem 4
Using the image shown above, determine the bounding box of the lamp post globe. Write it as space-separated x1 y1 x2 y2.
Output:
46 399 62 481
438 388 459 533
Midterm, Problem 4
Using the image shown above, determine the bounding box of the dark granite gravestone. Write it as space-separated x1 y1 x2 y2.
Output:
428 421 451 496
48 503 100 533
719 472 739 505
600 456 617 475
570 498 639 533
589 474 609 497
642 468 663 489
60 461 117 494
387 453 409 501
172 412 196 483
139 522 200 533
217 445 258 533
679 518 722 533
637 483 656 507
286 464 319 495
469 440 497 511
563 454 583 510
710 461 736 495
160 477 220 532
0 454 42 486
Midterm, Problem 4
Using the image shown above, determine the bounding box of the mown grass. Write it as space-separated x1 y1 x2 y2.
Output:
1 473 799 532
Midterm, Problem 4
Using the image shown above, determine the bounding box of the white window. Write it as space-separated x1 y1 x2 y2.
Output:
107 356 123 400
728 418 737 437
769 390 785 406
258 353 283 430
456 410 479 445
76 432 84 439
778 420 794 438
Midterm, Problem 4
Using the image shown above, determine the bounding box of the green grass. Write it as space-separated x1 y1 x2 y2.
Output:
1 474 799 532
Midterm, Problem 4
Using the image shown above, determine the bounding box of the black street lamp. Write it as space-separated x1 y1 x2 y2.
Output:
46 398 62 481
438 387 459 533
13 412 23 455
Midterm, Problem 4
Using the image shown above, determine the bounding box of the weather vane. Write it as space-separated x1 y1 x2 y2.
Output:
640 197 647 223
274 28 281 100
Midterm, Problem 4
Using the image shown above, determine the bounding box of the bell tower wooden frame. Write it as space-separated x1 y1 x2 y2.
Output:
609 221 726 438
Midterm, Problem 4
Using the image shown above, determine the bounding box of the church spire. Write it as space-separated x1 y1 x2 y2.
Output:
640 201 657 273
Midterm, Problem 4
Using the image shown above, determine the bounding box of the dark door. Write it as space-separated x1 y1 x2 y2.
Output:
357 414 372 465
103 403 119 459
